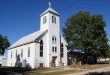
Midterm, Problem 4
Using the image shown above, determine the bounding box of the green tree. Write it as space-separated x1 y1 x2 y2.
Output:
0 34 10 55
63 11 109 63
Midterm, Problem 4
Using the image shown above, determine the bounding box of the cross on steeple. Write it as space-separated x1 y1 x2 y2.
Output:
48 2 51 8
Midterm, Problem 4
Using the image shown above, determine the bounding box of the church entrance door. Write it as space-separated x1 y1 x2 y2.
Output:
52 56 57 67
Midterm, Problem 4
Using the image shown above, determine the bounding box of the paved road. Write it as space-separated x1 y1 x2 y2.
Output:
65 66 110 75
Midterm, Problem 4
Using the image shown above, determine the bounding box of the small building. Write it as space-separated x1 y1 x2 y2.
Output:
0 55 7 66
67 50 85 65
7 2 68 69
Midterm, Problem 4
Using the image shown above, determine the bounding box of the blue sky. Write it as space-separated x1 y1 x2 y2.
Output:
0 0 110 56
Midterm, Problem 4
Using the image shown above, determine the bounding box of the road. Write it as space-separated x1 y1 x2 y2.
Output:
65 66 110 75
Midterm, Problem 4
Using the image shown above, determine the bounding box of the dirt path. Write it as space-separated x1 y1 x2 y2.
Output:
65 66 110 75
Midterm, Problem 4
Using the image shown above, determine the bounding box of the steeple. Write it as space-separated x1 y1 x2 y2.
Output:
40 2 60 16
40 2 60 31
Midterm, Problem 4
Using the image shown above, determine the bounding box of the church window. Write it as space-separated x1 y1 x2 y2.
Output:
16 50 17 58
52 47 57 52
40 39 43 57
11 51 12 59
43 16 46 24
28 47 30 57
52 37 54 43
55 37 56 44
52 15 56 23
39 63 43 67
21 49 23 58
52 47 54 52
61 43 64 57
55 47 57 52
52 36 57 44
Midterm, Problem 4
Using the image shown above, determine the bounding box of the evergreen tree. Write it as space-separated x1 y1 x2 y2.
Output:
63 11 109 63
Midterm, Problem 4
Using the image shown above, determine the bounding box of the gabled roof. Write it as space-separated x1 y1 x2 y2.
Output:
40 7 60 16
8 30 48 49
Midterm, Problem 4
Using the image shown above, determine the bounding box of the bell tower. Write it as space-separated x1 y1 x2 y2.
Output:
40 2 60 31
40 2 61 67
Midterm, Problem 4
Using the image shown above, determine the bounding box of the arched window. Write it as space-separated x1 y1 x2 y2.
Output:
61 43 64 57
52 15 56 23
21 49 23 58
43 16 46 24
52 36 57 44
40 39 43 57
28 47 30 57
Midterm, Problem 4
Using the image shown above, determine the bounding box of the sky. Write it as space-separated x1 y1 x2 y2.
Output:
0 0 110 56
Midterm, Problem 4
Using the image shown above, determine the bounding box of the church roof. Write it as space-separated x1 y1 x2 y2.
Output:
8 30 48 49
40 7 60 16
60 34 68 45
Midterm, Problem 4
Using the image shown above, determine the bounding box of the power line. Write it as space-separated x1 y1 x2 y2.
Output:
60 0 79 12
14 0 79 40
13 25 40 42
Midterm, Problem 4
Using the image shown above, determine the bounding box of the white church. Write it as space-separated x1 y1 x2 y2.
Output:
7 3 68 69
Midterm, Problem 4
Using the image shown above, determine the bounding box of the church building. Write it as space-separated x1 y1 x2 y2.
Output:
7 3 68 69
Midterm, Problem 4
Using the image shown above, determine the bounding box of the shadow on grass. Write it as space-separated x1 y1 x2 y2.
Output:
0 67 31 75
86 71 110 75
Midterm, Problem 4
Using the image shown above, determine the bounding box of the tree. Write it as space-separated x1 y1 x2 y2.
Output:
63 11 109 63
0 34 10 55
107 45 110 57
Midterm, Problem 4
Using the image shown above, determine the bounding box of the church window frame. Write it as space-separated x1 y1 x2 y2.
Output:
61 43 64 57
52 36 54 43
16 50 17 58
52 15 56 24
52 36 57 44
55 47 57 52
52 47 57 52
40 39 43 57
21 48 23 58
55 37 56 44
43 16 46 24
28 47 30 57
39 63 43 67
11 51 12 59
52 47 54 52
